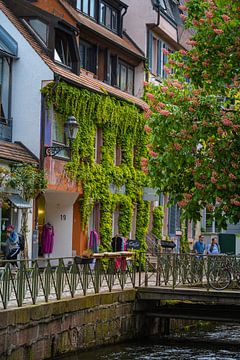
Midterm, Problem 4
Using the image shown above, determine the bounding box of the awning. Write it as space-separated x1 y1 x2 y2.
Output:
8 194 31 209
0 25 18 57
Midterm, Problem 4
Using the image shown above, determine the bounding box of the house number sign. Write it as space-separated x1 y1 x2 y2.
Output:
60 214 67 221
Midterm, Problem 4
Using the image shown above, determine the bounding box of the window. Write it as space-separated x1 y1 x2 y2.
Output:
118 61 134 94
114 144 122 166
24 18 48 45
54 29 73 68
51 110 68 158
100 1 118 33
77 0 95 17
0 57 11 122
148 31 172 78
80 40 96 73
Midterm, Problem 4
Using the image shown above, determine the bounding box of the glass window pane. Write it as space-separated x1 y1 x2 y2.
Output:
0 58 10 120
90 0 95 17
106 6 111 28
80 43 86 68
28 19 48 44
111 10 117 32
82 0 88 14
76 0 81 10
100 3 106 24
120 64 127 91
128 68 134 94
54 30 72 68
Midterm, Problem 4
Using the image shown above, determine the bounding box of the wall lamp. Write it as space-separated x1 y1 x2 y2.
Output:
44 115 79 158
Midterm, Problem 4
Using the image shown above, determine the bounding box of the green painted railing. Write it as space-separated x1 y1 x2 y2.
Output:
1 252 240 309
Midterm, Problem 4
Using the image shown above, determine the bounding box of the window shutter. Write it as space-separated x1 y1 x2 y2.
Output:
157 39 162 76
147 31 153 72
111 55 118 87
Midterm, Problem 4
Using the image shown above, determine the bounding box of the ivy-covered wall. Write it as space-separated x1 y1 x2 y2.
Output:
42 81 151 252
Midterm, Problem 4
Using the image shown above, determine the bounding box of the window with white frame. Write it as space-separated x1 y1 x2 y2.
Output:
51 109 68 158
148 31 173 78
77 0 95 17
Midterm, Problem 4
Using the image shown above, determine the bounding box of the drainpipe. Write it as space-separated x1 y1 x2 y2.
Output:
156 0 161 26
120 7 127 36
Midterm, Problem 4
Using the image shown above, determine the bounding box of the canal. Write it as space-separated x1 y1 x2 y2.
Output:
59 324 240 359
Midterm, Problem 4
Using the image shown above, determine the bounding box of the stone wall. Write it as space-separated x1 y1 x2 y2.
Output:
0 290 137 360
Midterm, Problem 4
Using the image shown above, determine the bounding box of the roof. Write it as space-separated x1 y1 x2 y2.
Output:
59 0 145 59
0 141 39 165
0 1 147 109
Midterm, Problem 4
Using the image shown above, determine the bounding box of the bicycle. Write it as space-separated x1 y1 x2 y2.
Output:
208 255 240 290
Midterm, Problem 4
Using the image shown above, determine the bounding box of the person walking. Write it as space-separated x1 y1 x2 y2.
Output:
206 237 220 255
5 225 20 268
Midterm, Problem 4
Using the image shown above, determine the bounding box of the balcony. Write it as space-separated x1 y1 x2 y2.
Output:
0 118 12 142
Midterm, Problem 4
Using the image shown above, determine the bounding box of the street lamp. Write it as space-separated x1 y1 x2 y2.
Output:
44 115 79 158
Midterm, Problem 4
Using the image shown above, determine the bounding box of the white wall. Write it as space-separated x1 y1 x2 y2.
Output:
0 11 53 157
44 190 79 259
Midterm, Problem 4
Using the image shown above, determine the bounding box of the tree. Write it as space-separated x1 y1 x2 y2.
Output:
144 0 240 229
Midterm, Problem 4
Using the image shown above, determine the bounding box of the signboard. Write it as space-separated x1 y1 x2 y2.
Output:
126 240 141 250
142 187 159 202
176 230 182 236
109 184 126 195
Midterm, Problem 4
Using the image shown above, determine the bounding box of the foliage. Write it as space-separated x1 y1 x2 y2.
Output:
176 0 240 93
152 206 164 239
42 81 150 252
144 0 240 229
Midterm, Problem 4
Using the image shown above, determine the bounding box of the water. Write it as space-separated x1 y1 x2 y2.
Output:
60 324 240 359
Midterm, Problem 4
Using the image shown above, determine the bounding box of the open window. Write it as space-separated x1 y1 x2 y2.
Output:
51 109 69 158
22 17 48 46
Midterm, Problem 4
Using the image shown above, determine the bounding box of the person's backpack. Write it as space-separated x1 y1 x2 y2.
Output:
18 233 25 251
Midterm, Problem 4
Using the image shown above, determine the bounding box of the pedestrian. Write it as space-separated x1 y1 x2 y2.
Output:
193 234 206 256
206 237 220 255
5 225 20 268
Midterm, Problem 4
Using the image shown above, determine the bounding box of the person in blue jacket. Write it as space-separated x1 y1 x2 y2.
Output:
193 234 206 257
5 225 20 267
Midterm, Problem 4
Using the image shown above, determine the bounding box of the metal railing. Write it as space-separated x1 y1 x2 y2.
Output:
1 253 240 309
142 253 240 290
0 252 136 309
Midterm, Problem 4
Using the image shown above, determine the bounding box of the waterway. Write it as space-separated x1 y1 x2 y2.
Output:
60 323 240 359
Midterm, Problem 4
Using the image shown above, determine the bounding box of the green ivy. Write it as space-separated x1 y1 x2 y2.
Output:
42 81 151 252
152 206 164 240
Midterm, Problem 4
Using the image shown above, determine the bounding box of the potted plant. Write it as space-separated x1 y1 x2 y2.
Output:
75 248 94 264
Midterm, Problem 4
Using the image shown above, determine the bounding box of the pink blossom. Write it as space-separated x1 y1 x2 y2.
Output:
199 18 205 24
205 11 213 19
192 124 198 131
214 29 224 34
173 143 182 151
192 19 199 26
143 81 149 87
233 125 240 131
180 14 187 21
162 48 170 55
179 49 188 56
188 107 195 112
144 124 152 134
146 93 155 101
229 173 237 180
168 59 176 65
186 40 197 46
211 177 217 184
178 5 187 11
163 65 172 74
140 157 148 166
184 193 192 200
144 109 152 119
206 204 214 211
202 60 210 67
177 62 185 68
222 14 230 22
217 127 224 135
195 182 205 189
159 109 170 116
216 197 222 203
149 150 158 158
195 159 201 167
177 200 188 208
169 92 175 97
157 102 166 108
222 118 233 126
191 55 199 61
161 86 168 93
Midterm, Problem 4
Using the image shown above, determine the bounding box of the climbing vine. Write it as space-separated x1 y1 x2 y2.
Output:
42 81 151 252
152 206 164 240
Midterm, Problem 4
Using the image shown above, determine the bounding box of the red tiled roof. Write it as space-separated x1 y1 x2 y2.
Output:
0 1 148 109
0 141 39 164
59 0 145 59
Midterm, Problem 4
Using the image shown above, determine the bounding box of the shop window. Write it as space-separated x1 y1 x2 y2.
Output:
77 0 95 17
54 29 73 69
51 110 68 158
80 40 97 73
100 1 119 33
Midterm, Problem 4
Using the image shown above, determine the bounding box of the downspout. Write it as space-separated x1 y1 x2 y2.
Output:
120 7 127 36
156 0 161 26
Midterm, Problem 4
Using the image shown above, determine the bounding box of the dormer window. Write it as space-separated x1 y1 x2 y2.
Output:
77 0 95 18
24 18 48 45
100 1 118 33
54 29 73 68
